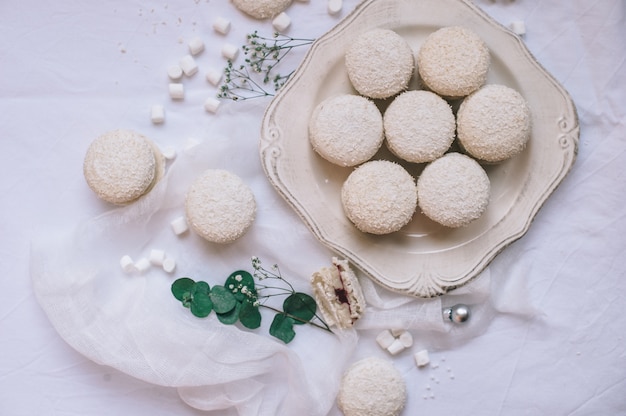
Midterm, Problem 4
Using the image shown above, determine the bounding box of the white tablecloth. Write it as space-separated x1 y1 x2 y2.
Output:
1 0 625 414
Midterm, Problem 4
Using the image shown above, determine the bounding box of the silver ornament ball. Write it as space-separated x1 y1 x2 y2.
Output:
443 304 471 323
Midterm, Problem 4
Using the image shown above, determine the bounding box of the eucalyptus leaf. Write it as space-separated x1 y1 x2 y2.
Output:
171 278 196 302
210 285 237 314
193 281 210 295
239 300 262 329
217 301 241 325
225 270 257 301
190 292 213 318
270 313 296 344
283 292 316 325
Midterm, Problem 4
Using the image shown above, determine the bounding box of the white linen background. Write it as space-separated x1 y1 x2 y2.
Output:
1 0 625 415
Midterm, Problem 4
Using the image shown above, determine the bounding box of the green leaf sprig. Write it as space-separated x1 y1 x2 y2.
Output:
171 257 331 344
217 31 314 101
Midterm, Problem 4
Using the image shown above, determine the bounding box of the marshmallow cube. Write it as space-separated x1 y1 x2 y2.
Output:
167 65 183 80
213 17 231 35
204 97 221 113
188 37 205 55
134 257 151 273
510 20 526 36
221 43 239 61
180 54 198 76
163 257 176 273
170 216 189 235
390 328 405 337
387 338 406 355
161 145 177 160
328 0 342 15
168 83 184 100
376 330 396 350
206 68 223 86
149 249 166 266
399 331 413 348
272 12 291 32
414 349 430 367
151 105 165 124
120 255 136 273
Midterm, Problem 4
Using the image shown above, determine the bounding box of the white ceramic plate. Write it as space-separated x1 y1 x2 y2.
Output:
260 0 579 297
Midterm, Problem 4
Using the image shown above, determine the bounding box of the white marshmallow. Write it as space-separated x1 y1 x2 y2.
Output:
399 331 413 348
163 257 176 273
161 145 177 160
188 37 205 55
170 216 189 235
168 83 184 100
376 329 396 350
386 338 406 355
151 105 165 124
204 97 221 113
221 43 239 61
509 20 526 36
205 68 223 86
272 12 291 32
180 54 198 76
167 65 183 80
120 255 136 273
134 257 151 273
390 328 405 337
328 0 342 15
414 349 430 367
149 249 166 266
213 17 231 35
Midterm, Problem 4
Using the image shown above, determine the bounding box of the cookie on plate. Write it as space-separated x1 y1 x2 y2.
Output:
185 169 256 244
83 129 165 205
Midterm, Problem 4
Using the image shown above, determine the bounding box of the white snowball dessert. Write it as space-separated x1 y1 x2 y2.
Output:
345 28 414 99
417 26 490 98
185 169 256 244
337 357 406 416
457 84 532 163
341 160 417 235
83 129 165 205
383 90 456 163
231 0 292 19
309 94 384 167
310 257 366 329
417 152 490 228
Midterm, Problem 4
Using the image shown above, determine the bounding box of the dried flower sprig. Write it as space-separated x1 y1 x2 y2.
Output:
171 257 331 344
217 31 314 101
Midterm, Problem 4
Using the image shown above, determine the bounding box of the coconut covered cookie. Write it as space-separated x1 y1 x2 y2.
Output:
345 28 414 99
341 160 417 235
309 94 384 167
417 26 490 98
231 0 292 19
337 357 407 416
83 129 165 205
457 84 532 163
185 169 256 244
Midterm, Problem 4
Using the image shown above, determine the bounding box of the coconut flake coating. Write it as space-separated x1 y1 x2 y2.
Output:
341 160 417 235
185 169 256 244
337 357 406 416
417 26 490 98
457 84 531 162
383 90 456 163
417 153 490 228
345 29 415 99
231 0 292 19
309 94 384 167
83 129 162 205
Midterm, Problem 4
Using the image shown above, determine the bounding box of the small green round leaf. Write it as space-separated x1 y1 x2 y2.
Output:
225 270 257 301
269 313 296 344
210 285 238 314
193 281 210 295
172 278 196 302
190 292 213 318
283 292 317 325
216 301 241 325
239 301 262 329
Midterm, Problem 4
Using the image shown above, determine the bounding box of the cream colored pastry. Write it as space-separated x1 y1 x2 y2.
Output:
310 257 366 328
337 357 407 416
417 26 490 98
185 169 256 244
83 129 164 205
